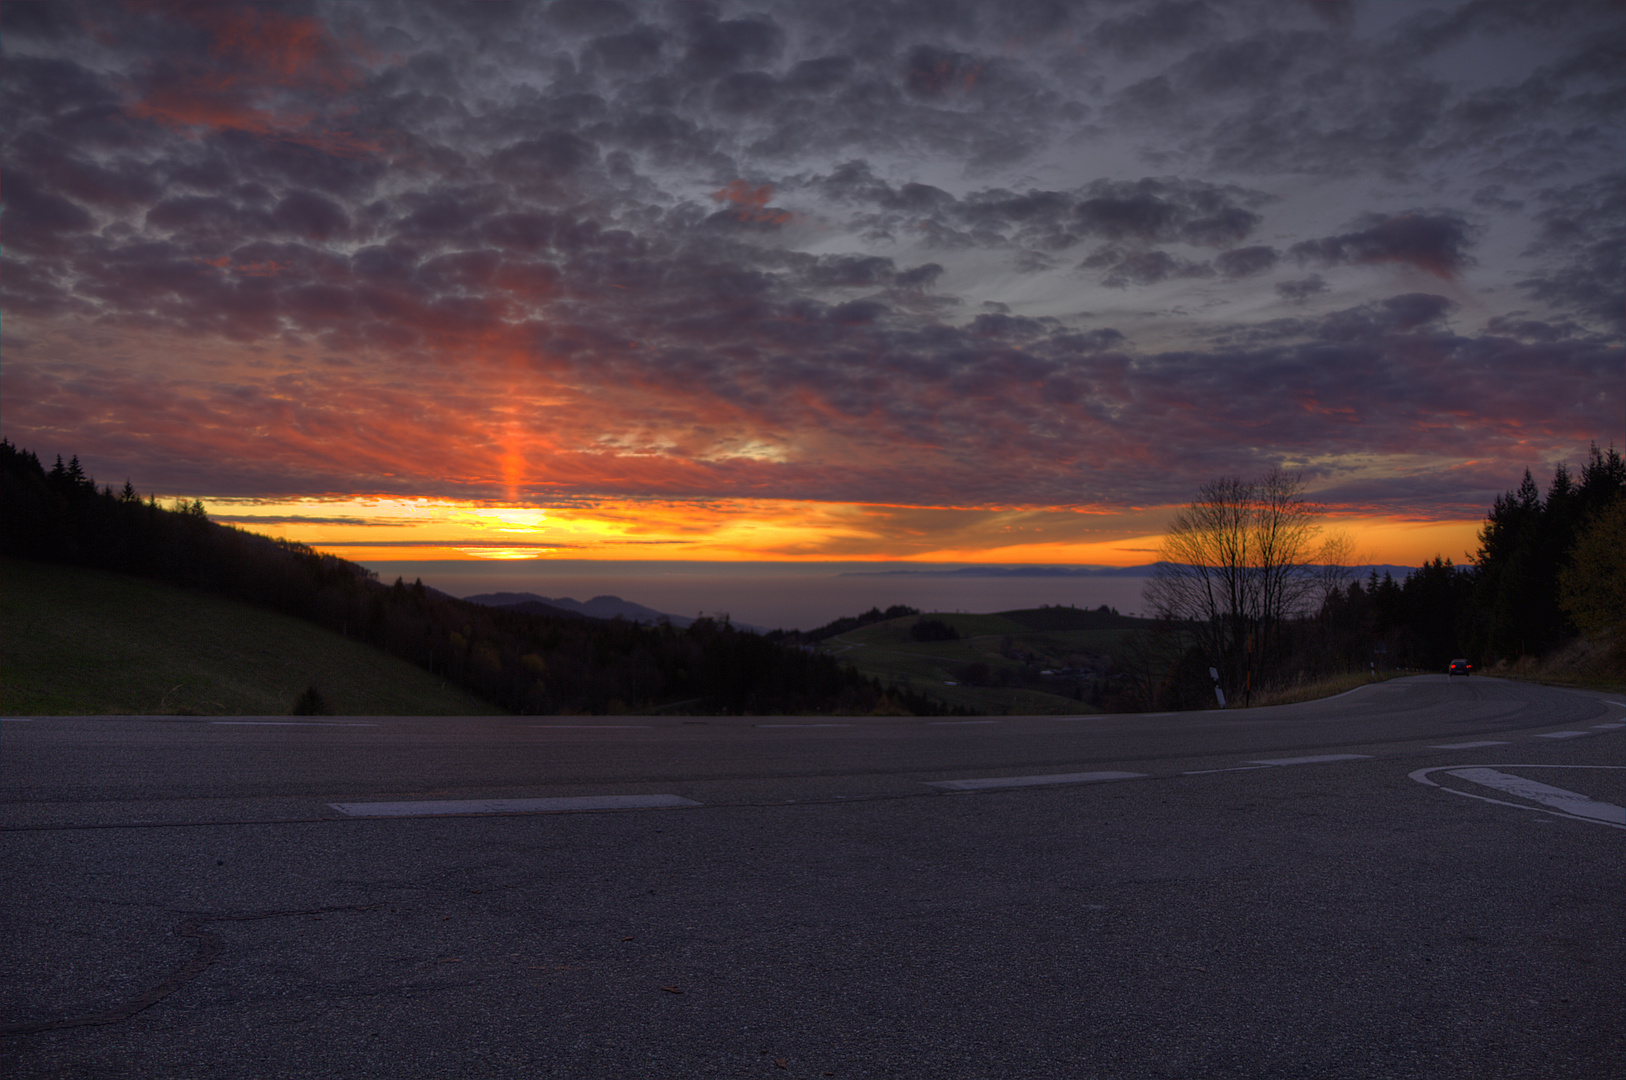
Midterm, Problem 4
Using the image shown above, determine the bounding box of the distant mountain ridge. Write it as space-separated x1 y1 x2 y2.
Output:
838 562 1419 579
462 592 697 627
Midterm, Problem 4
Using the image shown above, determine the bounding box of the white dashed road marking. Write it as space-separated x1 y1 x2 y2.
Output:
1431 741 1509 749
926 771 1146 791
1593 722 1625 729
212 721 379 726
1534 731 1589 739
330 795 700 817
1183 765 1273 775
1247 754 1370 766
756 723 855 728
528 724 652 729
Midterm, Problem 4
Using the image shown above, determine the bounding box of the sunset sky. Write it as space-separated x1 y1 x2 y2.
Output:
3 0 1621 579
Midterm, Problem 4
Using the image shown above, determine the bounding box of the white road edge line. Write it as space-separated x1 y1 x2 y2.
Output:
528 724 652 729
757 723 855 728
1447 768 1626 826
928 720 1000 725
1183 765 1273 775
926 771 1146 791
1430 741 1509 749
1409 765 1626 831
330 795 701 817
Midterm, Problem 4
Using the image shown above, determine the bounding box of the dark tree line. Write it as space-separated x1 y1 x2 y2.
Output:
1 441 963 716
1112 445 1625 711
1468 446 1626 661
766 604 921 646
909 618 961 642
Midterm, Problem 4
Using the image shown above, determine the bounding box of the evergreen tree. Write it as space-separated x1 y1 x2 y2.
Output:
1576 442 1626 520
1473 469 1549 659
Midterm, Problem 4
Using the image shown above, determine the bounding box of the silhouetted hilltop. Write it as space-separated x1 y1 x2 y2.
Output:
0 440 968 716
463 593 602 622
464 591 696 627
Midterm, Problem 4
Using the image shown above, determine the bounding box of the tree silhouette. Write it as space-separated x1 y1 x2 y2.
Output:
1143 469 1330 704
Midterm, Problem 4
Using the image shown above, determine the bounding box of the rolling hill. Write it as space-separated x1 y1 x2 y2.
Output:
2 559 501 716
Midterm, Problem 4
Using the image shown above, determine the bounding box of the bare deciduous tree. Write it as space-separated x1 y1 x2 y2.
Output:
1144 469 1335 705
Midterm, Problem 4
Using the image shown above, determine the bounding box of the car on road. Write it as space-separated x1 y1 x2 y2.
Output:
1448 658 1472 677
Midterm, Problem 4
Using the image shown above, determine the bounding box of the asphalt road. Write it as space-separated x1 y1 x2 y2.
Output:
3 675 1623 1079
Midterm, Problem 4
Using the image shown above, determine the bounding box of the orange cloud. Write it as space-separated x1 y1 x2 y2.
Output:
121 5 382 157
712 180 794 225
196 255 290 278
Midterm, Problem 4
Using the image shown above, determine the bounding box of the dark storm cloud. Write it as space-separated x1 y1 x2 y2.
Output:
1398 1 1601 57
1093 2 1218 59
1083 249 1214 289
1317 294 1457 340
0 171 96 254
1214 246 1279 279
541 1 637 36
682 14 785 76
1275 275 1329 304
1098 4 1626 181
8 129 163 211
1482 316 1586 343
1516 172 1626 330
807 164 1270 263
1071 179 1259 247
1291 213 1477 280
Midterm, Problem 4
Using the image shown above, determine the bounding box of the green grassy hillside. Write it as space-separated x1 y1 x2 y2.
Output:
1 559 501 715
815 606 1146 715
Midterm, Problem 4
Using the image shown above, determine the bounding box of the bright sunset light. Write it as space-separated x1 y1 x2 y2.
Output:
204 496 1483 570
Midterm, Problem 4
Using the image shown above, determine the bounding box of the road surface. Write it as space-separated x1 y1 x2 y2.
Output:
3 675 1622 1078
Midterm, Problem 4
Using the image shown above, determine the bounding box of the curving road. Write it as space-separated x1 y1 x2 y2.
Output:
4 676 1623 1078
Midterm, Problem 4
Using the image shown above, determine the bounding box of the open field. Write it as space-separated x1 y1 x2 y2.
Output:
1 559 500 716
815 606 1144 714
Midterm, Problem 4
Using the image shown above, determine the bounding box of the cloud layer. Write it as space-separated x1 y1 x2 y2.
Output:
3 0 1621 549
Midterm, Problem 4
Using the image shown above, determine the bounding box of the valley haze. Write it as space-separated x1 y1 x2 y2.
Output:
393 559 1414 633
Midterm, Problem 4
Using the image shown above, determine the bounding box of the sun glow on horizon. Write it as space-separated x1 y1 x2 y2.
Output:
201 495 1484 570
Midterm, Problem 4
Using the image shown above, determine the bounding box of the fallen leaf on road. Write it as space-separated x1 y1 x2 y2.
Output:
775 1059 787 1069
438 958 463 963
660 986 683 994
621 936 635 941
